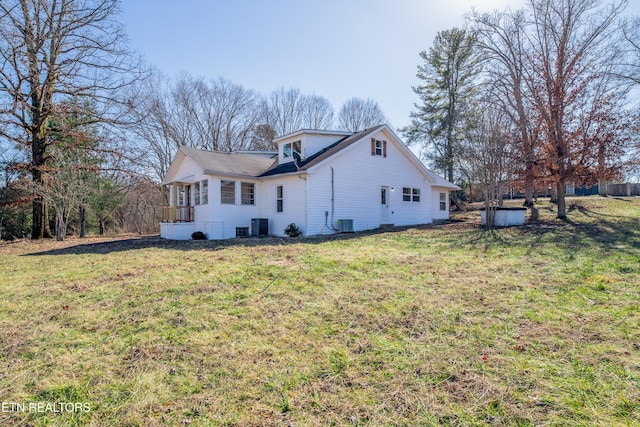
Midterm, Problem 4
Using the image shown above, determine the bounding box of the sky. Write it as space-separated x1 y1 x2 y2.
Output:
119 0 639 133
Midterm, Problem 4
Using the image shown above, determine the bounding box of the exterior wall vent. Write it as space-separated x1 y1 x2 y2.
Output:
236 227 250 237
337 219 354 232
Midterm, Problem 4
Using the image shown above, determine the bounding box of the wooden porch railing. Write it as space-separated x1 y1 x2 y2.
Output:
162 206 194 222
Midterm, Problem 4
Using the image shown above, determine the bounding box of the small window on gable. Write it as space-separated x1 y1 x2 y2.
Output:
375 140 383 156
439 192 447 211
371 138 387 157
283 140 301 158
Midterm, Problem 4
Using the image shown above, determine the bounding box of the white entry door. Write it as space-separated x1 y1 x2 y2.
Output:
381 186 390 223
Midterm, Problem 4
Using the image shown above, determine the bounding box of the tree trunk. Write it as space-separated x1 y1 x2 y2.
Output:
55 210 67 241
30 89 53 239
484 190 494 229
98 218 105 236
79 205 86 238
523 158 535 207
556 180 566 219
31 146 47 239
550 185 558 203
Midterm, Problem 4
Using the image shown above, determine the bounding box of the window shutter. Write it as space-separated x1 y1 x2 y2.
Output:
371 138 376 155
383 140 387 158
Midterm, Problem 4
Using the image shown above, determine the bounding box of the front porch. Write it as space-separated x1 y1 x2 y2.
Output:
162 206 194 222
160 182 196 239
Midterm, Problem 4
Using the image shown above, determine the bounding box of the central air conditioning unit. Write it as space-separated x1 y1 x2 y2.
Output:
251 218 269 236
337 219 354 232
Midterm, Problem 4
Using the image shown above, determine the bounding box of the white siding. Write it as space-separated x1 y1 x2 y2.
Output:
305 130 434 235
431 187 450 221
257 177 307 237
302 134 346 158
160 222 195 240
210 178 261 239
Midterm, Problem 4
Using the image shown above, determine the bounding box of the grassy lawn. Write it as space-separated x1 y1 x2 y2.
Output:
0 196 638 426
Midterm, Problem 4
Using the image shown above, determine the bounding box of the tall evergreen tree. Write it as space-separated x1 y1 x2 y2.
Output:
403 28 483 189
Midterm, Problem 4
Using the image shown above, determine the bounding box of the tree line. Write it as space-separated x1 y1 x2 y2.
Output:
0 0 387 240
404 0 640 224
1 0 639 238
130 75 388 181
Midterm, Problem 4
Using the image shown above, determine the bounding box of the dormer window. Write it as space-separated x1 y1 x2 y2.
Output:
283 140 301 158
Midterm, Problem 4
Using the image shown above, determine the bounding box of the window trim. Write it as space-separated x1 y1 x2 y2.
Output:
241 182 255 205
375 140 383 156
370 138 387 157
403 187 421 203
283 140 301 158
402 187 411 202
439 192 447 211
276 185 284 213
201 179 208 205
220 180 235 204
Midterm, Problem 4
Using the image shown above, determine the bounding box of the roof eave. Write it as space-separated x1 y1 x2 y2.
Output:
273 129 352 143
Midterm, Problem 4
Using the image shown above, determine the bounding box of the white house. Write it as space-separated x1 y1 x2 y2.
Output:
160 124 459 240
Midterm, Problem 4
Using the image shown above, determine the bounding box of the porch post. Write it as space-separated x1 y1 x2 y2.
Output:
172 184 177 207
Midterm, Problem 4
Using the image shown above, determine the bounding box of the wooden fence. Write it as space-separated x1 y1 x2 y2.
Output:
598 183 640 197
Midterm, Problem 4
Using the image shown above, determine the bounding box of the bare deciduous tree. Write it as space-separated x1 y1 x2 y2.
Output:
130 74 262 181
463 95 517 228
525 0 627 218
261 87 335 137
0 0 142 239
337 97 387 132
471 9 541 207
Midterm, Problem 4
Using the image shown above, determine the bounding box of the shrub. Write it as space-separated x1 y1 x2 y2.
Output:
284 223 301 237
191 231 207 240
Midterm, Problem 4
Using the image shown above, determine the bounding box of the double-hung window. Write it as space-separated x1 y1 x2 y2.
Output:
371 138 387 157
221 180 235 204
201 180 208 204
194 182 200 205
276 185 284 213
439 193 447 210
403 187 411 202
241 182 255 205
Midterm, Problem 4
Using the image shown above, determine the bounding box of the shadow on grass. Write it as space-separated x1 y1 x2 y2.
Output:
22 223 444 256
459 201 639 257
527 203 638 257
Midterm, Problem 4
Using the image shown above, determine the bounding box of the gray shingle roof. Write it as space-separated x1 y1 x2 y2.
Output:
179 146 277 177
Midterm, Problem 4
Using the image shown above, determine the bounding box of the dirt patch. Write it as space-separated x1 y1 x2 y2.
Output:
6 224 452 256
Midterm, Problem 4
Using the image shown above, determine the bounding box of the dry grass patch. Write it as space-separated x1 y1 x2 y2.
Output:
0 196 638 425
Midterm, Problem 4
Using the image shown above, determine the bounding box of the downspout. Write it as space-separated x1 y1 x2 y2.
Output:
328 167 339 232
